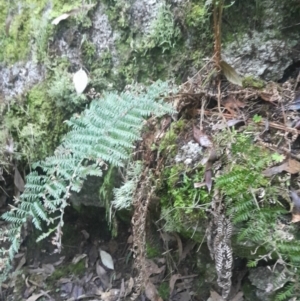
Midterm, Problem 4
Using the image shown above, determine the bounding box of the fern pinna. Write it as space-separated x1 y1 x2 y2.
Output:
0 81 175 282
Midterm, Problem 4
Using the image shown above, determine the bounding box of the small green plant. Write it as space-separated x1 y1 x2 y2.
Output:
146 243 161 259
158 282 170 300
47 67 87 111
213 129 300 300
31 15 52 62
160 164 210 233
140 3 180 53
242 76 265 89
271 152 285 163
252 114 262 123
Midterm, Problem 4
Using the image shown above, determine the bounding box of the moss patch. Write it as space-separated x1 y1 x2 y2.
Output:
47 260 86 285
4 83 67 164
243 76 265 89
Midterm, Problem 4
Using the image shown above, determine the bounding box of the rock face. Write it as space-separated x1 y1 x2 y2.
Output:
223 32 297 81
1 0 299 102
223 0 300 81
0 61 45 100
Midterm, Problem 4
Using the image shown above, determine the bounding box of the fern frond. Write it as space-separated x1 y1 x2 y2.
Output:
1 80 176 283
275 283 294 301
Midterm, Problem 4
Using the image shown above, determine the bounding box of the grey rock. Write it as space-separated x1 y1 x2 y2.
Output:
248 264 291 301
175 141 202 165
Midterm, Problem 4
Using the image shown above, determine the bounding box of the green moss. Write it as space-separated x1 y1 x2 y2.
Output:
146 242 161 259
242 76 265 89
2 8 32 62
158 282 170 300
159 163 210 235
4 83 68 164
82 40 97 65
158 119 188 156
48 260 85 283
0 0 96 64
185 3 208 28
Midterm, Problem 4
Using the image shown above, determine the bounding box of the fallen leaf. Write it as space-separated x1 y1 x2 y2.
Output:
145 259 165 277
176 291 191 301
73 68 88 94
173 233 183 264
213 119 244 130
169 274 181 295
207 290 225 301
26 291 50 301
81 230 90 240
232 291 244 301
99 289 120 301
145 281 161 301
14 167 25 192
223 95 245 111
53 256 65 266
15 255 26 271
127 235 133 244
71 283 84 299
100 249 114 270
72 253 87 264
205 169 213 192
51 13 70 25
5 137 14 154
122 277 134 297
193 125 213 148
220 60 243 87
96 262 106 276
179 241 196 264
51 4 96 25
263 158 300 176
291 214 300 223
290 190 300 223
41 263 55 275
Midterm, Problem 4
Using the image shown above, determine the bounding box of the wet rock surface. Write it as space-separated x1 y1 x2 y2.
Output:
0 61 45 100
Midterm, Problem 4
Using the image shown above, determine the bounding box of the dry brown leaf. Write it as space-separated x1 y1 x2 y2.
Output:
53 256 65 266
72 254 87 264
290 190 300 223
263 158 300 176
175 291 191 301
213 119 244 130
99 289 120 301
205 169 213 192
145 281 162 301
145 259 165 277
15 255 26 271
96 261 110 289
207 290 225 301
231 291 244 301
169 274 181 295
81 230 90 240
14 167 25 192
96 261 107 276
26 291 50 301
127 235 133 244
179 241 196 264
51 13 70 25
51 4 95 25
41 263 55 275
125 277 134 296
173 233 183 264
193 125 213 148
291 213 300 223
220 60 243 87
223 96 245 115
